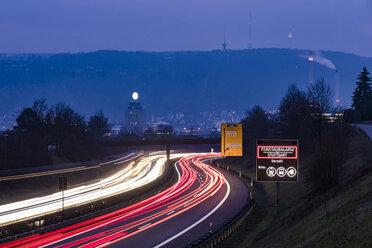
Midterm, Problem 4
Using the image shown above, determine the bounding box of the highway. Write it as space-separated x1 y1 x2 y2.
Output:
1 153 249 248
0 152 181 226
0 152 142 182
355 124 372 140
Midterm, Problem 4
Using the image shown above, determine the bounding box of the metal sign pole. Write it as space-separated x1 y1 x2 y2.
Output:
222 127 226 154
62 189 64 211
276 182 280 206
59 176 67 211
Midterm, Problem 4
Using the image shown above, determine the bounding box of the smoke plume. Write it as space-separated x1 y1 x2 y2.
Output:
301 51 336 70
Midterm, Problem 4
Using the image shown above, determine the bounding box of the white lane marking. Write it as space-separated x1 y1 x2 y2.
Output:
99 153 136 166
114 155 140 165
96 242 112 248
153 174 231 248
114 153 143 165
39 157 183 248
138 223 151 230
166 210 175 216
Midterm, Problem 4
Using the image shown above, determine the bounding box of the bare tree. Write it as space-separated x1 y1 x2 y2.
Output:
307 78 350 192
308 77 333 150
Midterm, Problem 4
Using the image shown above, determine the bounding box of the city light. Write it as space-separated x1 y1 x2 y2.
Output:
132 92 139 100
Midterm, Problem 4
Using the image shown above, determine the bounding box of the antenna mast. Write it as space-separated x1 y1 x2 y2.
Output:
222 31 227 51
248 13 252 49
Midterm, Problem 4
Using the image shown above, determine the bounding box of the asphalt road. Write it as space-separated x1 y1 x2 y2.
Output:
355 124 372 140
1 154 249 248
0 152 176 226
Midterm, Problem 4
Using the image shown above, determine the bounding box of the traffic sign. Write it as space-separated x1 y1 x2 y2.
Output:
256 139 298 182
221 123 243 156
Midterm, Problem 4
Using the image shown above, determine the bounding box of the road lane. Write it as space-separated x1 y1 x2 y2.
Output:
0 153 141 182
355 124 372 140
0 152 178 226
1 154 249 248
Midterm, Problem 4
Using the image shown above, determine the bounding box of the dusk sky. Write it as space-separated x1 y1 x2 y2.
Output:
0 0 371 56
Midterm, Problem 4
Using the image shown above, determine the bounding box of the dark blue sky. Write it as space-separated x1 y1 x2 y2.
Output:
0 0 371 56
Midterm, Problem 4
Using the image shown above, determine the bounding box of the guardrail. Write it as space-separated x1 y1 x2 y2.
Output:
186 163 256 248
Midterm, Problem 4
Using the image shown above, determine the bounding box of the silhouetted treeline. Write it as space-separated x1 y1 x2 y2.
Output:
0 99 110 170
241 74 360 193
344 67 372 122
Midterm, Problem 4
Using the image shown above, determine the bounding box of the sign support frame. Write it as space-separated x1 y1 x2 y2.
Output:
59 177 67 211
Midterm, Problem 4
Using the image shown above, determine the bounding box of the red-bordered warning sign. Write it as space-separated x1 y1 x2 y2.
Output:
257 146 298 159
256 140 299 182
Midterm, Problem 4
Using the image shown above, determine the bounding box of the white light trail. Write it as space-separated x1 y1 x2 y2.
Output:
0 152 192 226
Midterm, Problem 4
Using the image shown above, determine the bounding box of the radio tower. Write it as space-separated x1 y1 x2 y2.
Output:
248 13 252 49
222 32 227 51
288 26 293 49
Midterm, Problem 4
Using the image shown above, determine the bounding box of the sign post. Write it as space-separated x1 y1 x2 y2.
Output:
256 139 299 205
221 123 243 156
59 177 67 211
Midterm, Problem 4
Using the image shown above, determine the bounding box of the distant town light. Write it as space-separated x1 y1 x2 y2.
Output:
132 92 139 101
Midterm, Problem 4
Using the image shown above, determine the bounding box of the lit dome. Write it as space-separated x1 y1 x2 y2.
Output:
132 92 139 100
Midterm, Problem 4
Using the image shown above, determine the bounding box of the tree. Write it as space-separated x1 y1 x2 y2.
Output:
309 123 350 192
144 127 155 137
15 99 47 133
13 99 49 166
88 111 110 138
157 125 174 135
241 105 269 139
352 67 372 121
279 84 310 139
307 79 350 193
15 108 40 134
48 103 87 155
343 108 361 123
308 78 333 148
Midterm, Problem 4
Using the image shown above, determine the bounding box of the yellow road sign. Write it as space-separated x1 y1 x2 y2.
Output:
221 123 243 156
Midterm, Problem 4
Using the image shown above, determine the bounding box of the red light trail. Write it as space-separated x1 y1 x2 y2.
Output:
1 153 229 248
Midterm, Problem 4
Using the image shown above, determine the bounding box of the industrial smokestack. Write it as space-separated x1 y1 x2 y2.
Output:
335 70 340 106
301 51 337 85
308 51 314 85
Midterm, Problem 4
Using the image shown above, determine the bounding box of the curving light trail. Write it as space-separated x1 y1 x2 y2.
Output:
0 152 181 226
1 153 228 248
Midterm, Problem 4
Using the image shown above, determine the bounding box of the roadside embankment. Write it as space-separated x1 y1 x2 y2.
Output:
216 126 372 248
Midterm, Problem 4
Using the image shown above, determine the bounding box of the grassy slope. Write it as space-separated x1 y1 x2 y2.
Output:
219 127 372 248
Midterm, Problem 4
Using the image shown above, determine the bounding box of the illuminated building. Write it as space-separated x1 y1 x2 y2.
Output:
322 112 344 123
124 92 145 135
